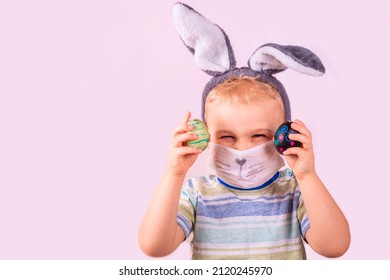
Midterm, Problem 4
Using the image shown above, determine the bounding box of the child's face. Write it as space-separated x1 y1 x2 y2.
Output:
206 99 284 151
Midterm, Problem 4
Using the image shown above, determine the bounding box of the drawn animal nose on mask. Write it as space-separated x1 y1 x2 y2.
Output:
235 158 247 167
235 158 247 179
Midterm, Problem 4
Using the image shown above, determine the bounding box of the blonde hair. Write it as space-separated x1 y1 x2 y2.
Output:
205 77 285 120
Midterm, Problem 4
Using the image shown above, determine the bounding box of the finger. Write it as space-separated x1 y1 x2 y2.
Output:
172 122 194 138
287 133 313 150
174 146 203 156
283 147 313 159
283 147 305 158
173 132 198 147
291 119 312 139
180 111 192 125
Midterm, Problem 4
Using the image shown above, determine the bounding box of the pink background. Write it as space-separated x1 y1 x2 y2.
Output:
0 0 389 259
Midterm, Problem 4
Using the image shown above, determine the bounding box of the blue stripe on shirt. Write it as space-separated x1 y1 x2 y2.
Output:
197 197 295 218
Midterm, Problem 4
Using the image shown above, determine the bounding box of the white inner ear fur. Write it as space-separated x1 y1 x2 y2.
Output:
249 52 287 72
249 46 323 76
173 4 230 73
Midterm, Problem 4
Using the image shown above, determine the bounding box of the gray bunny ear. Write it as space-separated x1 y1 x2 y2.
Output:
172 2 236 76
248 43 325 76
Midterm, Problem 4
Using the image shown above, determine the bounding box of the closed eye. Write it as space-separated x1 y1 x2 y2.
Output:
220 135 235 139
252 134 266 138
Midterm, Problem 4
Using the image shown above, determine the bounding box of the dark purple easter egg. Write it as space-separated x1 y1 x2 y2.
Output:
274 121 303 155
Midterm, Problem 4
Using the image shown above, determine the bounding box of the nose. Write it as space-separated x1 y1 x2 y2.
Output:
234 140 252 151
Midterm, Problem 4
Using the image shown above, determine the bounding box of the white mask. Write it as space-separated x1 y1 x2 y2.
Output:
208 141 285 190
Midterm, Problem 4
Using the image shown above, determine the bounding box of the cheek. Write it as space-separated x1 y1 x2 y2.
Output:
254 138 271 145
209 133 217 144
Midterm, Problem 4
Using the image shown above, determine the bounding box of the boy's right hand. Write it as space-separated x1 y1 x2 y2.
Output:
166 112 202 177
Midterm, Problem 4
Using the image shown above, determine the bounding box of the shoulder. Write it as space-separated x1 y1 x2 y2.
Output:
184 174 230 197
273 168 300 193
182 175 218 192
186 174 218 188
278 168 296 182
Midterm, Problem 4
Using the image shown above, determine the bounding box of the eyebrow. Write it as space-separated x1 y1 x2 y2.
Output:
215 128 273 135
215 130 234 135
249 128 273 135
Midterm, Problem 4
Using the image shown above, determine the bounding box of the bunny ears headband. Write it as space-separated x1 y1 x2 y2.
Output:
172 2 325 121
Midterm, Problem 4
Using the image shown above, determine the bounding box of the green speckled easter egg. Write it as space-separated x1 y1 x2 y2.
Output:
186 119 209 151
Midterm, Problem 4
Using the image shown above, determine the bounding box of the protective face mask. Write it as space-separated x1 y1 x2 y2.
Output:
208 141 285 190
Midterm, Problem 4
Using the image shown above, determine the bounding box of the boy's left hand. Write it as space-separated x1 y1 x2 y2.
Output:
282 119 316 180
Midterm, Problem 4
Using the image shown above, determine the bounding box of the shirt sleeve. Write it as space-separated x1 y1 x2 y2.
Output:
296 187 310 243
177 178 197 240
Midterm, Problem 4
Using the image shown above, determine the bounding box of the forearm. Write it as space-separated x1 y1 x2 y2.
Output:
139 171 185 256
298 172 350 257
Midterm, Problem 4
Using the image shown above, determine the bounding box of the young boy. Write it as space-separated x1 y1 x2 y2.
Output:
139 77 350 259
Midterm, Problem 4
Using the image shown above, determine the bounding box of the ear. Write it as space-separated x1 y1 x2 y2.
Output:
172 2 236 76
248 43 325 76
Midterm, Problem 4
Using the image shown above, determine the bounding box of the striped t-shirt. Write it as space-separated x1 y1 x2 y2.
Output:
177 169 310 260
